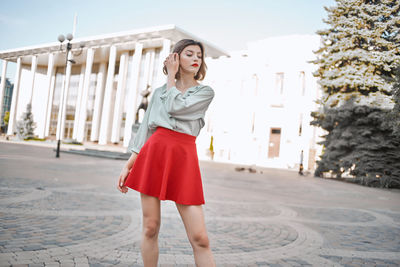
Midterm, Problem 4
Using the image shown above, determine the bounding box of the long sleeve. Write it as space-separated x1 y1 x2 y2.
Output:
159 85 215 121
127 93 156 154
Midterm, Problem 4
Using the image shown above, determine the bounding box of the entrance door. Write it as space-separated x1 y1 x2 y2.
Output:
268 128 281 158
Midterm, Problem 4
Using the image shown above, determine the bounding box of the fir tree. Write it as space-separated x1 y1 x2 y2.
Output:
389 66 400 135
311 0 400 188
314 0 400 107
312 99 400 188
16 103 36 140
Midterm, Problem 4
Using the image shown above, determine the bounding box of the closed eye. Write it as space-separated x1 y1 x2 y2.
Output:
186 53 202 58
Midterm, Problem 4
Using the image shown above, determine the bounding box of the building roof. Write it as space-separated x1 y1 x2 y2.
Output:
0 24 229 63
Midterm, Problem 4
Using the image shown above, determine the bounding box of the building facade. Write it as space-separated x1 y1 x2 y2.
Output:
199 35 323 170
0 25 323 170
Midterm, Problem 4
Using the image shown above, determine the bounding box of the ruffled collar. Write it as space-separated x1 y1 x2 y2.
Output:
162 83 203 95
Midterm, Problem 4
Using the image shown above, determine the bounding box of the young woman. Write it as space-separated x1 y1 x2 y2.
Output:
117 39 216 267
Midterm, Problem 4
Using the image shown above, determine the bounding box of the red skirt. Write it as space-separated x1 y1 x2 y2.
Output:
123 127 205 205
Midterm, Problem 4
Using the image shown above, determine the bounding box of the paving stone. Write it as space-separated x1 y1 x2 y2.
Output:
1 142 400 266
305 223 400 251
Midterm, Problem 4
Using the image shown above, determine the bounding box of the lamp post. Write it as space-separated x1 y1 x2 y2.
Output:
55 33 75 158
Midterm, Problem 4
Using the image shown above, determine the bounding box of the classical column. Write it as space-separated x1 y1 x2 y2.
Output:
38 53 54 139
56 51 72 141
147 49 156 89
90 62 107 141
28 55 37 104
155 39 171 88
72 64 86 139
0 60 8 121
136 49 154 124
111 51 129 143
76 48 95 143
7 57 22 135
123 43 143 147
99 45 117 145
141 49 153 94
44 68 56 137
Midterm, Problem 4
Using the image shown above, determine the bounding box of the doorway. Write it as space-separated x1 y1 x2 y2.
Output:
268 128 281 158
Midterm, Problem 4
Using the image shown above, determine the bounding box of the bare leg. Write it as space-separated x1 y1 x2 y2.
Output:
140 193 161 267
175 203 216 267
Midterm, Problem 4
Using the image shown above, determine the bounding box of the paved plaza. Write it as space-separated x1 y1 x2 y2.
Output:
0 142 399 266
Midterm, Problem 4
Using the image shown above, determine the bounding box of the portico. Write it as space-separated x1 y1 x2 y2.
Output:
0 25 228 147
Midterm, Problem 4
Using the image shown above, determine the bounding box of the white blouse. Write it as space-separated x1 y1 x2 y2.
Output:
127 83 215 154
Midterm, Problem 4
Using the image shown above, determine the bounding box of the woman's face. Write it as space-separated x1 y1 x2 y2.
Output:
179 45 202 76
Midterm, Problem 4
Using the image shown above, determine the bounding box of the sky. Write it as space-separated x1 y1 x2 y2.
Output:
1 0 336 81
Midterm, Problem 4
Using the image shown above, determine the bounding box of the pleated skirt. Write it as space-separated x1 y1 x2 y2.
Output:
123 127 205 205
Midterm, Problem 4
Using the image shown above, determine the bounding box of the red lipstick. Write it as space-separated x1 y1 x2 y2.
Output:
192 63 199 67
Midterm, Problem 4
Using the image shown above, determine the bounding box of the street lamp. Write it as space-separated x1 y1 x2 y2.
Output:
55 33 83 158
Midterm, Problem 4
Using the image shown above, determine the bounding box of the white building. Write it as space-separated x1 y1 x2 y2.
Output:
0 25 323 171
199 35 323 170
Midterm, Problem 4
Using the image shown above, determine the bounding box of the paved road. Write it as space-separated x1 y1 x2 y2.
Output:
0 142 399 267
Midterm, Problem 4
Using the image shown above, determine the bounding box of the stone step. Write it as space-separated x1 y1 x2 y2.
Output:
54 148 131 160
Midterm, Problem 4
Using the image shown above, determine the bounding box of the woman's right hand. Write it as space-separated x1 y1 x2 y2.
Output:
117 166 130 193
117 152 138 193
164 52 179 77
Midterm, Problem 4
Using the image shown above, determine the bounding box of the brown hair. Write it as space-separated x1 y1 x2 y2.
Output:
163 39 207 81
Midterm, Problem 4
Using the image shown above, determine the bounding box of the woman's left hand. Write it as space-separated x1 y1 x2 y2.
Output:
164 53 179 77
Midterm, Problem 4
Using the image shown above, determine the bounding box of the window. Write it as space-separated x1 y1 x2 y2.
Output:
251 112 255 134
275 72 284 94
299 71 306 96
271 129 281 134
299 113 303 136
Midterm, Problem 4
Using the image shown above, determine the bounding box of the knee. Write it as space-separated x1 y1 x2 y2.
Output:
143 220 160 239
190 232 210 249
